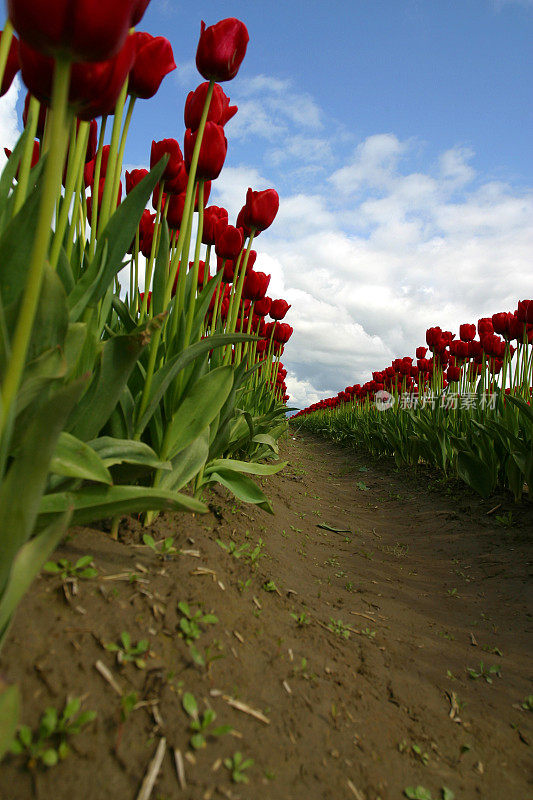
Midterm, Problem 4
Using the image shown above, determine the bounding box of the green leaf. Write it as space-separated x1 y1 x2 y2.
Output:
159 430 210 493
18 724 32 748
0 379 85 596
0 177 44 306
206 470 273 514
16 347 66 417
204 458 286 477
166 366 234 459
182 692 198 720
211 724 232 737
404 788 433 800
67 331 149 442
150 216 170 317
142 534 155 548
41 748 58 767
62 697 81 720
87 436 170 471
456 450 494 498
0 684 20 761
50 432 112 484
190 732 205 750
135 333 254 436
36 484 206 529
252 433 279 454
441 789 455 800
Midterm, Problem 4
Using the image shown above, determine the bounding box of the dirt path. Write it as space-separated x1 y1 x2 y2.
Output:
1 431 532 800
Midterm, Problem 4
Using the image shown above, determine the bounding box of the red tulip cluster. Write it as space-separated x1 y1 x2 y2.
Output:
294 301 533 417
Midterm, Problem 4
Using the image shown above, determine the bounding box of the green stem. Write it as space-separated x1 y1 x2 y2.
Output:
89 117 107 258
0 22 14 94
50 120 89 271
13 96 40 215
0 59 71 437
98 80 128 234
112 95 136 212
182 180 205 348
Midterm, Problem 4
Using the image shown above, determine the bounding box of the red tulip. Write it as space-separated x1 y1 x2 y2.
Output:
184 82 238 131
126 168 149 194
184 121 227 181
203 205 228 245
254 297 271 317
8 0 139 61
128 31 176 99
215 224 242 260
19 36 136 120
138 209 156 257
449 339 469 360
0 30 19 96
87 177 122 225
477 317 493 337
240 187 279 233
269 299 291 320
459 323 476 342
243 271 270 302
164 162 188 195
516 299 533 324
4 140 40 174
131 0 151 26
84 144 111 187
425 326 442 349
195 18 249 82
150 138 183 182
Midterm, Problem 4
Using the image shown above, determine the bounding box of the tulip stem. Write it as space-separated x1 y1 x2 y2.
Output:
183 180 205 348
0 58 71 437
50 120 89 271
98 79 128 235
89 117 108 259
13 96 40 216
0 22 14 95
112 95 136 212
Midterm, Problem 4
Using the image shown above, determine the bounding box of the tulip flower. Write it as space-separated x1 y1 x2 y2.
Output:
215 224 242 261
151 138 183 182
8 0 141 61
478 317 494 337
516 299 533 324
19 36 136 119
4 140 40 174
203 206 228 245
128 32 176 99
242 271 270 301
254 297 271 317
415 346 427 359
84 145 111 187
0 30 19 96
195 18 249 82
269 299 291 320
125 168 149 194
184 121 227 181
185 82 237 131
164 162 188 195
459 323 476 342
240 187 279 233
131 0 151 26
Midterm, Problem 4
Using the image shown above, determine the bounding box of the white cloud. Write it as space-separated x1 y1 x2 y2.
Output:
0 77 22 171
232 130 533 409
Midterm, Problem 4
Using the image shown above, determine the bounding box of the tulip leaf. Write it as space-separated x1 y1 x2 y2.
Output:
0 510 72 650
67 331 149 442
37 485 206 528
205 458 286 476
50 432 112 485
159 430 210 492
166 366 234 459
87 436 170 471
0 378 86 596
16 347 66 416
0 179 44 306
252 433 279 454
151 217 170 317
0 684 20 761
456 451 494 498
135 333 253 436
205 469 274 514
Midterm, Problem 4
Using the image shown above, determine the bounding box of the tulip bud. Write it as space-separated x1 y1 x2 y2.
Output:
203 205 228 245
8 0 138 62
241 187 279 233
269 299 291 320
128 31 176 99
215 224 242 260
126 168 149 194
184 121 227 181
185 82 238 131
195 18 249 82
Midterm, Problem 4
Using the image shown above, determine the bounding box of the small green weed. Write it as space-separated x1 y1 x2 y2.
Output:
105 632 149 669
43 556 97 580
224 751 254 784
181 692 231 749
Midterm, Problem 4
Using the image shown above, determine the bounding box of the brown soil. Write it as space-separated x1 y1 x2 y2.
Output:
1 430 532 800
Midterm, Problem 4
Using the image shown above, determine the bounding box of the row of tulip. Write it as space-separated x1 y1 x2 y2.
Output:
293 304 533 500
0 3 295 747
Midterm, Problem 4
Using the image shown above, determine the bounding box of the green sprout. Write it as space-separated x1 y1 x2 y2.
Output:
181 692 231 750
224 751 254 784
10 698 96 768
43 556 97 580
104 631 149 669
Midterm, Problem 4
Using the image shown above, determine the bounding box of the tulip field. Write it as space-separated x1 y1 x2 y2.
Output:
293 308 533 501
0 4 531 800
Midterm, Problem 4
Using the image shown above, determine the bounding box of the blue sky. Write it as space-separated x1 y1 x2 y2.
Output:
1 0 532 406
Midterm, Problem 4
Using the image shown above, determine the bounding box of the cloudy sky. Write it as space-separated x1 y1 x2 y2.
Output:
1 0 532 408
